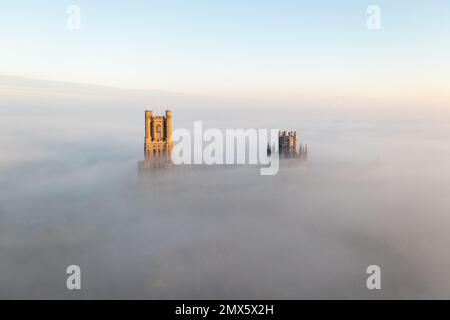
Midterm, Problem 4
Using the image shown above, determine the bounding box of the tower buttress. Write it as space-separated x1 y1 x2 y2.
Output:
145 110 153 153
165 110 172 145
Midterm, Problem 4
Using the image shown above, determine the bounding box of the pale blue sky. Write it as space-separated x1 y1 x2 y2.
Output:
1 1 449 100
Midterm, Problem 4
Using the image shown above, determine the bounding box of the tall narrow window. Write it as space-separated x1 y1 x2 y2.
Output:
156 124 162 139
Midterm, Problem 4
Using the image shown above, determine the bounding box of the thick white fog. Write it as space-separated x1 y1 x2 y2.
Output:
1 79 450 299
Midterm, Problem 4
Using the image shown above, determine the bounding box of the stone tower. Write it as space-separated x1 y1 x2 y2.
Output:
278 130 297 154
144 110 173 156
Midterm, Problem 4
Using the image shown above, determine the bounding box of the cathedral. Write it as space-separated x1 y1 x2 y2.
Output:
267 130 308 160
144 110 173 156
